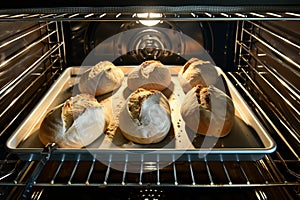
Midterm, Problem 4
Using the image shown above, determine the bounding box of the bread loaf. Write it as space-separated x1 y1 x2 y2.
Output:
127 60 171 91
180 85 235 137
78 61 124 96
178 58 219 93
118 88 171 144
39 94 109 148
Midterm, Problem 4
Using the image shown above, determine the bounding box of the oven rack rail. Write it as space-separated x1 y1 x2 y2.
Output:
0 21 66 139
0 11 300 21
0 152 299 198
234 20 300 160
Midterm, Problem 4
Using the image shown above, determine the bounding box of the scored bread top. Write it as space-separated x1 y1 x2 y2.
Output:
195 85 211 110
180 85 235 137
88 61 115 80
127 88 156 121
62 94 102 129
127 60 171 91
178 58 220 93
182 57 203 74
78 61 124 96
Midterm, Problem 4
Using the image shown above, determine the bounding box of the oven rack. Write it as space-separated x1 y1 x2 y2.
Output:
0 11 300 21
0 151 299 199
234 20 300 160
0 21 66 139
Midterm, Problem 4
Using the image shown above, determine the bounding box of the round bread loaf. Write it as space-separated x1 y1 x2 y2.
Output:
180 85 235 137
118 88 171 144
127 60 171 91
78 61 124 96
178 58 219 93
39 94 109 148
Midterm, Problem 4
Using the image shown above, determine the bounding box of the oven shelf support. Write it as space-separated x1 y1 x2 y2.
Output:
21 143 57 199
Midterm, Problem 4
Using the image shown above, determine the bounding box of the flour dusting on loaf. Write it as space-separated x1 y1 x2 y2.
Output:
180 85 235 137
39 94 109 148
127 60 171 91
178 58 219 93
78 61 124 96
118 88 171 144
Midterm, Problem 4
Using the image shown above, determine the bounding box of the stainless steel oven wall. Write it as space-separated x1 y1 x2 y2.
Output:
0 21 66 146
233 20 300 158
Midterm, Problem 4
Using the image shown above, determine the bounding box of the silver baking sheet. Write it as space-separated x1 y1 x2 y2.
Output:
6 66 276 161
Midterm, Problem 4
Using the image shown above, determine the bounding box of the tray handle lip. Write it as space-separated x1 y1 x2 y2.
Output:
6 145 277 162
6 145 277 154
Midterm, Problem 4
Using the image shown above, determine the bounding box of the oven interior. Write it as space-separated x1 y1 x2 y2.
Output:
0 4 299 200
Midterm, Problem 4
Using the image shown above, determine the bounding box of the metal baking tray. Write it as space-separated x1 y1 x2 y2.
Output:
6 66 276 161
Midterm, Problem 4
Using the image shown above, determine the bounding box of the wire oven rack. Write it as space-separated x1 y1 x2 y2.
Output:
0 6 299 199
0 10 300 21
0 151 299 199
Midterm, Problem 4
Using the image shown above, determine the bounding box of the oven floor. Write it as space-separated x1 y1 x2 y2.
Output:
9 186 295 200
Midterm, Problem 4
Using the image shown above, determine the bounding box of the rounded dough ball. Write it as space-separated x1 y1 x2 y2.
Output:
180 85 235 137
127 60 171 91
78 61 124 96
39 94 109 148
178 58 219 93
119 88 171 144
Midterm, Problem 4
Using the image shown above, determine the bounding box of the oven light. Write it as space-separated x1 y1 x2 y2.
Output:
139 20 161 26
137 13 162 26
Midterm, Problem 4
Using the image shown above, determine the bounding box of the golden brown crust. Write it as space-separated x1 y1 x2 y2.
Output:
62 94 100 129
182 57 200 74
195 85 211 110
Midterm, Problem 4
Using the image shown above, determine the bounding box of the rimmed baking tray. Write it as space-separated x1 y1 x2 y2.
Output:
6 66 276 161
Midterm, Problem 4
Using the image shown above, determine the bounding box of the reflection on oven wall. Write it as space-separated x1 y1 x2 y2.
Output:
0 21 55 143
66 21 236 71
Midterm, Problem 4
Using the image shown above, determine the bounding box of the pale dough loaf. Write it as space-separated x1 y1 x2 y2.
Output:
78 61 124 96
127 60 171 91
180 85 235 137
178 58 219 93
39 94 109 148
118 88 171 144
